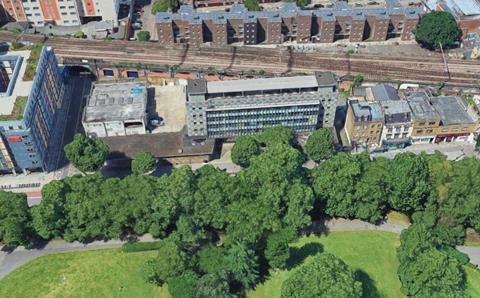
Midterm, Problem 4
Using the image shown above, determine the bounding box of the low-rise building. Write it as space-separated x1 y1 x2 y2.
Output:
185 72 338 139
407 92 441 144
367 84 400 102
430 96 477 143
379 99 413 149
345 100 384 148
82 81 148 138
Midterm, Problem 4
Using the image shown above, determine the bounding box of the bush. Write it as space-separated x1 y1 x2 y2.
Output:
74 31 85 38
10 41 25 50
137 31 151 42
121 241 163 253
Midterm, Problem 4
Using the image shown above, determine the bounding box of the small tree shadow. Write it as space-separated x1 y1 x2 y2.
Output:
355 269 381 298
286 242 323 269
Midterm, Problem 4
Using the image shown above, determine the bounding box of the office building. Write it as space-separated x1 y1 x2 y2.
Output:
430 96 477 143
0 46 68 173
407 92 441 144
82 81 148 138
185 72 338 138
156 2 422 46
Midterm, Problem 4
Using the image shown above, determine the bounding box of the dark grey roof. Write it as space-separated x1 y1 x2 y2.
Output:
371 84 400 101
156 2 422 24
315 72 336 87
430 96 476 125
407 92 439 121
353 87 367 97
187 79 207 95
379 100 411 124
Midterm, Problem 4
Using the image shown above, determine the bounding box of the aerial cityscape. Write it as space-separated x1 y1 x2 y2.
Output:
0 0 480 297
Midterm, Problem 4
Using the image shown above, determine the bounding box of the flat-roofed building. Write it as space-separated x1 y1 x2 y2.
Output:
430 96 478 143
379 99 413 149
82 81 148 138
186 72 338 138
407 92 441 144
345 99 384 148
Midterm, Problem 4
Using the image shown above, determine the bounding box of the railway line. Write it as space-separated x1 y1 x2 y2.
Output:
1 32 479 86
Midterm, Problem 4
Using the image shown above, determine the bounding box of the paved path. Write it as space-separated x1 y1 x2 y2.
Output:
0 234 154 280
457 246 480 268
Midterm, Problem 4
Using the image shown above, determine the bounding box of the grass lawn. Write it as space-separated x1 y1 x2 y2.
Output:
1 232 479 298
250 231 403 298
0 249 170 298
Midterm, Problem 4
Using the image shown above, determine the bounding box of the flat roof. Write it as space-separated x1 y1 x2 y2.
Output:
350 100 383 121
442 0 480 17
430 96 476 125
102 129 215 159
84 81 147 123
206 75 319 94
371 84 400 101
407 92 439 121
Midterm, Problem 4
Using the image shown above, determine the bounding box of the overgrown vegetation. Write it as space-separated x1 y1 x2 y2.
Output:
22 44 42 81
0 96 28 121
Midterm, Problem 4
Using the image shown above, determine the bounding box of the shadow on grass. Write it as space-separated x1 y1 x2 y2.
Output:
356 269 380 298
286 242 323 270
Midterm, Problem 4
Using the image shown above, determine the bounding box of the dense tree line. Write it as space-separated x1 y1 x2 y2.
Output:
1 127 480 296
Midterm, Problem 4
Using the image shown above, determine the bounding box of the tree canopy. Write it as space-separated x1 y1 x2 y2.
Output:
137 31 151 42
280 253 362 298
64 133 109 173
131 151 156 175
0 191 34 247
243 0 260 11
231 136 260 167
151 0 178 13
304 128 335 161
415 11 461 50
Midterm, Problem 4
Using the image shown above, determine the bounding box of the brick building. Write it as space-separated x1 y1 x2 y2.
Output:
436 0 480 39
345 100 384 149
156 2 422 46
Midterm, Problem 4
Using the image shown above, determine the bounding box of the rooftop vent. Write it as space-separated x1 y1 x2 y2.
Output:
326 12 333 16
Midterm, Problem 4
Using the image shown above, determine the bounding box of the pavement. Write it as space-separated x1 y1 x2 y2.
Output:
370 142 478 161
457 246 480 268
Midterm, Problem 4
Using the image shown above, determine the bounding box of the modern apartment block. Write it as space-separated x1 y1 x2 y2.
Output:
156 2 422 46
0 0 123 27
82 81 148 138
181 0 278 8
185 72 338 139
0 46 68 174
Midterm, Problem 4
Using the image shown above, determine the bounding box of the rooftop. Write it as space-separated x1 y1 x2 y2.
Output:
430 96 476 125
407 92 439 121
102 128 215 159
439 0 480 20
83 81 147 123
371 84 400 101
350 100 384 121
188 72 336 95
156 2 422 24
379 100 411 124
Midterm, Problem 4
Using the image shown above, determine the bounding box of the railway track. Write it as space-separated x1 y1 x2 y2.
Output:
1 32 479 86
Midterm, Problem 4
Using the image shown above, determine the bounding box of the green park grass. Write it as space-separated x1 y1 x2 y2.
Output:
249 231 403 298
1 231 479 298
0 249 170 298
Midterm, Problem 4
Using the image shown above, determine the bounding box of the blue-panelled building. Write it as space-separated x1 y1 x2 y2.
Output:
0 46 68 174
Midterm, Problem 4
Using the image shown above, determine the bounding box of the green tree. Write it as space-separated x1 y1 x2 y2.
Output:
280 253 362 298
64 133 109 173
265 228 297 270
304 128 335 162
74 31 85 38
256 126 294 147
174 215 205 249
415 11 461 50
137 31 151 42
195 272 233 298
387 153 431 214
168 270 200 298
0 191 35 247
231 136 260 167
398 248 466 297
151 0 178 13
145 238 194 285
193 165 234 230
283 0 311 8
225 243 259 289
244 0 260 11
31 180 67 239
131 151 156 175
198 245 228 274
476 137 480 152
